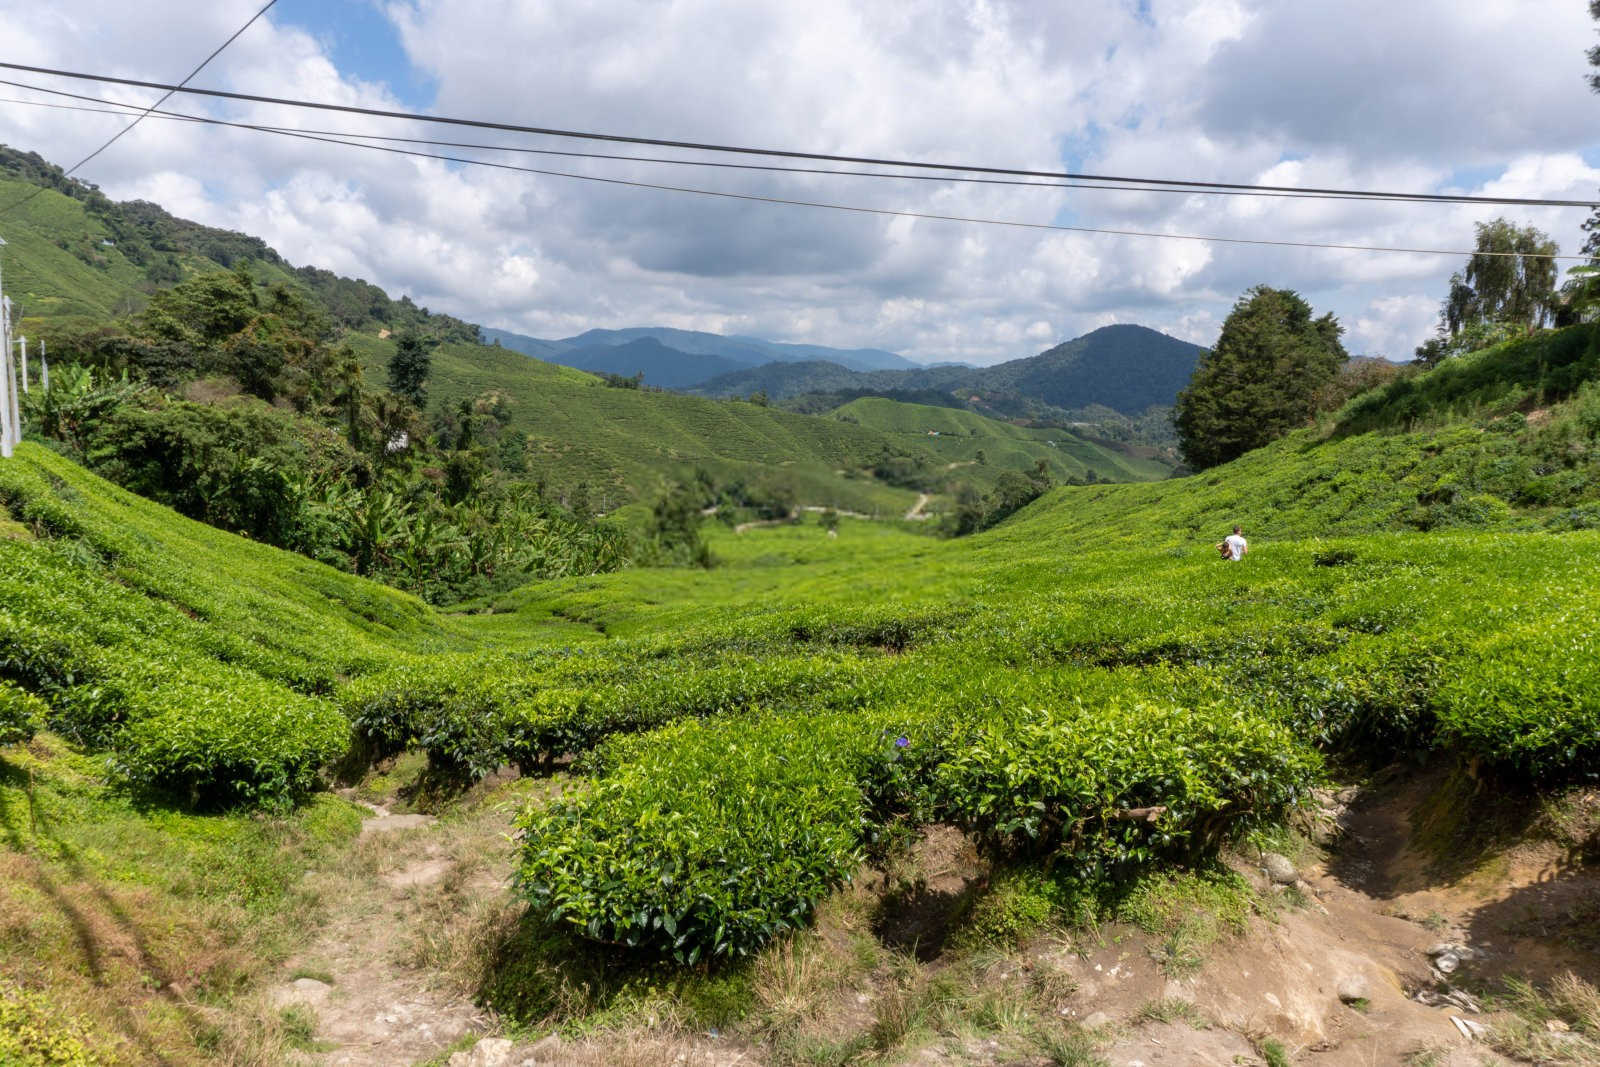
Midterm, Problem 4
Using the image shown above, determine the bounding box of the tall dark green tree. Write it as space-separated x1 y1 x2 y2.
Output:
387 328 434 407
1575 4 1600 304
1174 286 1347 470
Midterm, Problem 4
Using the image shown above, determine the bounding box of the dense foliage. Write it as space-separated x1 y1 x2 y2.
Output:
3 322 1600 967
1175 286 1348 469
1416 219 1560 365
20 268 628 602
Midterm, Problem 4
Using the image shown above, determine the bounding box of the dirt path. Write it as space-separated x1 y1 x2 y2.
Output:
262 769 1596 1067
270 795 513 1066
905 492 932 520
732 517 790 534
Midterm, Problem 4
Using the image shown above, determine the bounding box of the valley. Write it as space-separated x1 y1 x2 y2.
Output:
2 319 1599 1064
0 45 1597 1064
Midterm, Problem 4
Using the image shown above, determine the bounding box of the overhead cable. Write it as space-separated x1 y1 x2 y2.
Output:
0 60 1594 210
0 88 1581 262
0 2 278 216
0 85 1537 207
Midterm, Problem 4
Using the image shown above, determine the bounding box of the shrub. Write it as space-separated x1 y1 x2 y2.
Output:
930 702 1318 878
515 699 1319 962
0 682 46 747
516 713 869 962
0 985 101 1066
112 666 349 809
1435 625 1600 781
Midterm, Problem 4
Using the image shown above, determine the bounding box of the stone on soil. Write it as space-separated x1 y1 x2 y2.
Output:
448 1037 513 1067
1262 852 1298 885
1336 975 1369 1004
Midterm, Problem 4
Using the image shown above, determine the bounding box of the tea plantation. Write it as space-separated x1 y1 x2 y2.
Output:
2 325 1600 1053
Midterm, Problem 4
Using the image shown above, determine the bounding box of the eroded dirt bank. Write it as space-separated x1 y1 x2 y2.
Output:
270 763 1599 1066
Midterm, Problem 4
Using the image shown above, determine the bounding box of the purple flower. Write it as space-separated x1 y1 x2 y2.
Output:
894 736 910 749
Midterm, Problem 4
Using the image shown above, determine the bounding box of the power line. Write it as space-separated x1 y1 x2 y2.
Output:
0 3 278 216
1 59 1594 210
3 87 1582 263
0 83 1499 207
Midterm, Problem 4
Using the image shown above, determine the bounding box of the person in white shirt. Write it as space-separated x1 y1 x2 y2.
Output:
1223 525 1248 561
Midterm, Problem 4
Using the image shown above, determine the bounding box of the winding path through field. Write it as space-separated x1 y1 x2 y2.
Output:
905 492 932 521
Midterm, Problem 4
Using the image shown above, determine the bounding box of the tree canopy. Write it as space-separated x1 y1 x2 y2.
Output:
1416 219 1559 365
1174 286 1347 470
387 328 434 407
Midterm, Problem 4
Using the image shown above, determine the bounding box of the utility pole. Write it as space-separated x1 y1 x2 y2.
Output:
16 336 25 393
0 235 15 457
0 297 14 458
39 338 46 392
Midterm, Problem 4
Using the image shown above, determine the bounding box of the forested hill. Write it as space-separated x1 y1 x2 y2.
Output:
0 145 477 345
693 324 1205 418
0 144 1173 572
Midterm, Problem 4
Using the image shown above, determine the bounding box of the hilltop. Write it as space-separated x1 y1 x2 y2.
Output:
694 323 1205 424
482 319 1203 434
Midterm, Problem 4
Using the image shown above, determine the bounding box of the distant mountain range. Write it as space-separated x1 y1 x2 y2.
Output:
480 324 919 382
694 325 1204 417
482 323 1205 417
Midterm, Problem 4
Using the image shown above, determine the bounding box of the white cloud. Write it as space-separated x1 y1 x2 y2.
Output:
0 0 1592 366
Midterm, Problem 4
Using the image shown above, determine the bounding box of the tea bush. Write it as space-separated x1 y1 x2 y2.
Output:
516 711 870 962
517 698 1319 961
0 681 46 747
111 664 350 809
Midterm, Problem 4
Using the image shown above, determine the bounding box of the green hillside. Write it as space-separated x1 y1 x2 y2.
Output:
4 326 1600 1060
0 151 1173 520
831 396 1172 484
0 175 168 324
345 332 925 515
351 331 1174 514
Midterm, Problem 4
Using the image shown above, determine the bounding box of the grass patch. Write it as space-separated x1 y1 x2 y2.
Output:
1135 997 1210 1027
0 734 362 1064
1112 867 1256 978
1258 1036 1293 1067
1027 1024 1109 1067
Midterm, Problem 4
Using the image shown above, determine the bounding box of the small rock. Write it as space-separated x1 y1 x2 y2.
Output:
1081 1011 1111 1029
1433 952 1460 974
526 1034 563 1063
449 1037 513 1067
1262 852 1298 885
1427 941 1474 961
1336 976 1369 1004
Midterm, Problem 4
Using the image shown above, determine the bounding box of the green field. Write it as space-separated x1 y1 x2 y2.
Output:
830 396 1172 484
4 325 1600 1059
3 149 1600 1060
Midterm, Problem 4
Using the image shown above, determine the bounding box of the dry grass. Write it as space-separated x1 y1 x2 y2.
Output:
1492 972 1600 1065
1554 972 1600 1036
749 934 855 1037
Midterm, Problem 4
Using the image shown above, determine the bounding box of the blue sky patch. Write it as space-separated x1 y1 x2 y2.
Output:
281 0 434 109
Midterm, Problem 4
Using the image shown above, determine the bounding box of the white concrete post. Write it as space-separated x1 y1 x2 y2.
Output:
5 304 17 450
17 336 26 393
39 339 47 392
0 296 13 458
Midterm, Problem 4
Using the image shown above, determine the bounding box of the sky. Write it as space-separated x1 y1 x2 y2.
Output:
0 0 1596 366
